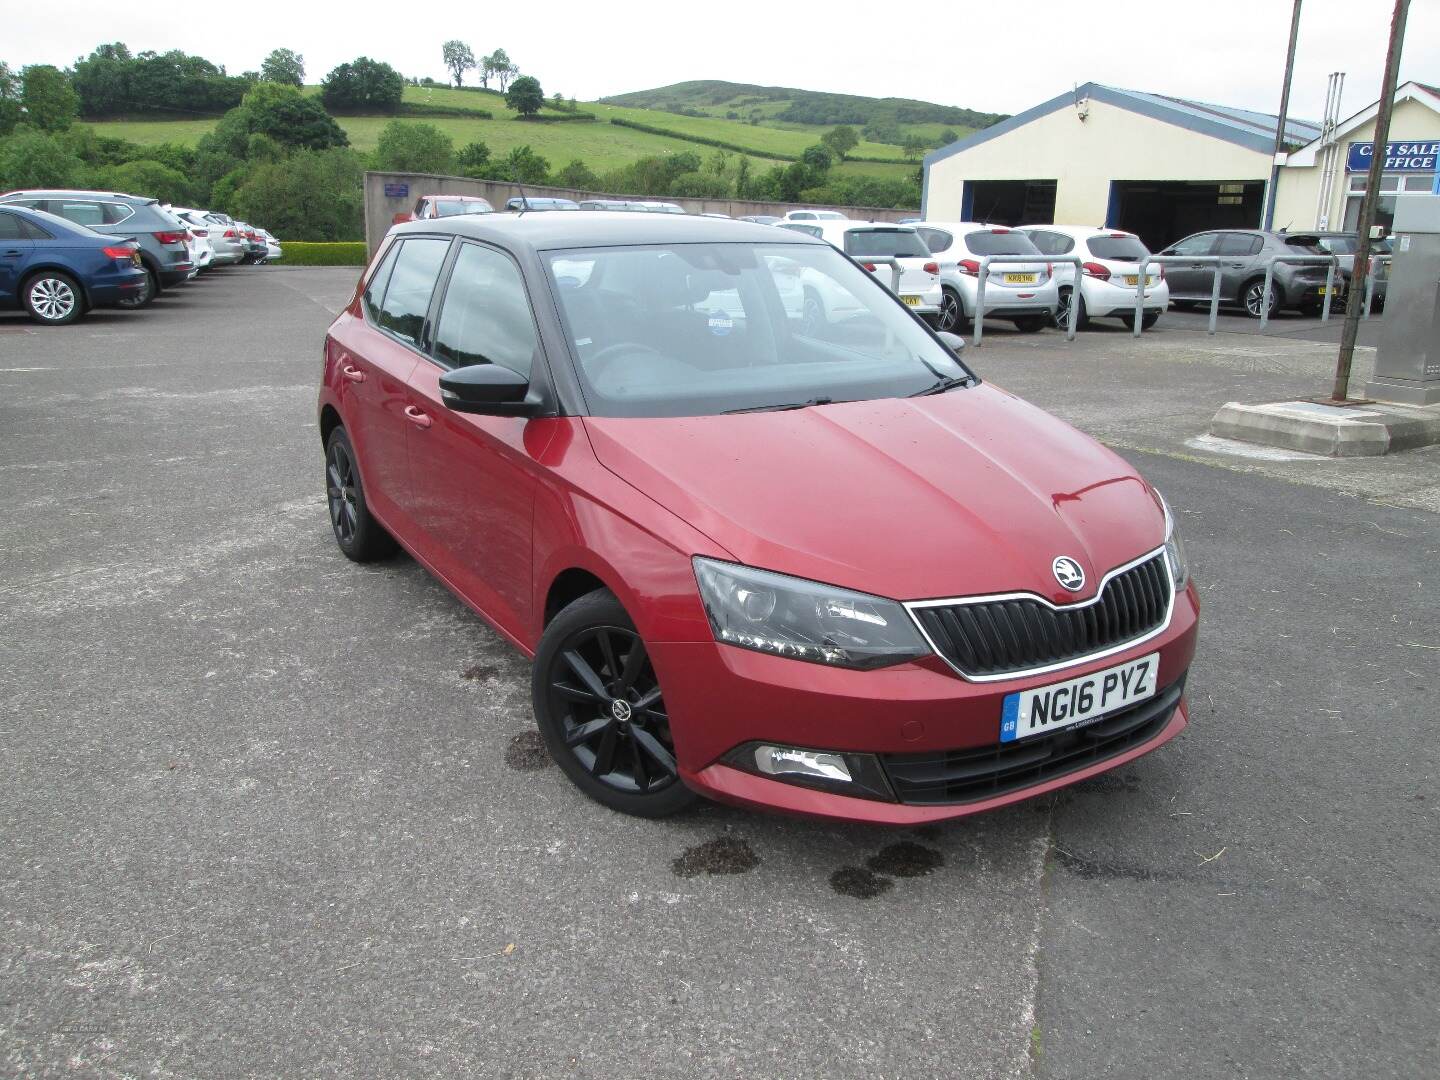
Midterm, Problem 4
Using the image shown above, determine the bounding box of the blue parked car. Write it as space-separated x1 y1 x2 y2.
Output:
0 204 148 325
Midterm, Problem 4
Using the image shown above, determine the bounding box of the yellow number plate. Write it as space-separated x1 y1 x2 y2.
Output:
1004 273 1037 285
1317 287 1331 295
902 295 921 306
1123 275 1140 286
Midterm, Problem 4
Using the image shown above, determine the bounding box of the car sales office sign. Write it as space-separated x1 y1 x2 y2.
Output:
1347 141 1440 172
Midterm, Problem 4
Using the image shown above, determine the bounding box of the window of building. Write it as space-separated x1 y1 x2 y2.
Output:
1344 172 1437 232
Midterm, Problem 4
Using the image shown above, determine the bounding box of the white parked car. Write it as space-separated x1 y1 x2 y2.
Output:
169 207 243 267
912 222 1058 333
257 228 283 261
781 209 848 222
1019 225 1168 330
779 220 943 318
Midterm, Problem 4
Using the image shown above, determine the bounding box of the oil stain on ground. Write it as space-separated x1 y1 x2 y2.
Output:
503 730 551 771
829 866 895 899
866 841 944 878
671 835 760 878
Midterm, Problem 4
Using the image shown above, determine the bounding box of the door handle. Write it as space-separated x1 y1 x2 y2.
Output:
341 365 366 383
1 249 22 258
403 405 432 429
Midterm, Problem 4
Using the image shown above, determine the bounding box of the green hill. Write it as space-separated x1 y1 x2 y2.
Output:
599 80 1006 136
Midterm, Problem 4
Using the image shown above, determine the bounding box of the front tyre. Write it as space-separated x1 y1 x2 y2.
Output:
533 589 696 818
1242 278 1279 319
22 271 84 325
936 287 969 333
1054 286 1089 330
324 426 397 562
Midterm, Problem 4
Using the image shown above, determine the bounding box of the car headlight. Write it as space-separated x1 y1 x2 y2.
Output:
693 558 930 670
1158 492 1190 590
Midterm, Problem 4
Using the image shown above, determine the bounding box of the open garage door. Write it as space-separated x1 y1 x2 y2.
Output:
1107 181 1265 251
962 180 1057 226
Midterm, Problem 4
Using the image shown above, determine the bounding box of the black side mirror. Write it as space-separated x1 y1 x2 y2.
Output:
936 330 966 356
439 364 540 417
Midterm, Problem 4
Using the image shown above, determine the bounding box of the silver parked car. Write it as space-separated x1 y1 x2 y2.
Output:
1159 229 1345 318
1306 231 1389 310
172 208 245 266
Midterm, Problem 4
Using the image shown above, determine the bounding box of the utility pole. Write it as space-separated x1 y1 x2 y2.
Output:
1262 0 1304 231
1332 0 1409 402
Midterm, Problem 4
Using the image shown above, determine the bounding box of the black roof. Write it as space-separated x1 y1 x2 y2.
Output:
387 210 822 252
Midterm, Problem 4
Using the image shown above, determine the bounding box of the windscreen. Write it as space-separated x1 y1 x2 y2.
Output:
545 242 969 418
1087 235 1149 261
434 200 492 217
844 229 930 259
965 231 1042 257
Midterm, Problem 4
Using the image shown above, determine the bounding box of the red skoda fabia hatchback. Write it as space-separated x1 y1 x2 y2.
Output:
318 213 1199 823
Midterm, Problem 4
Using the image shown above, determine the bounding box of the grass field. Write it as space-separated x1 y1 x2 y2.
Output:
87 83 919 182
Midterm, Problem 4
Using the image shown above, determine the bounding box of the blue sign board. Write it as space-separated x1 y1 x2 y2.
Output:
1346 141 1439 173
383 183 410 198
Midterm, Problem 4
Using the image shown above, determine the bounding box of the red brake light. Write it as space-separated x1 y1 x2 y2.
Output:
153 230 187 245
101 245 133 259
1081 261 1111 281
923 261 939 275
958 259 980 276
1158 264 1166 280
192 228 208 237
861 262 877 272
223 228 237 238
1046 262 1054 276
989 228 1010 234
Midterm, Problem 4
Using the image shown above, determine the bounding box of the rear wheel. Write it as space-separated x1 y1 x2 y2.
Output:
22 271 83 325
533 589 696 818
935 287 969 333
1242 278 1279 319
1054 287 1089 330
324 426 397 562
116 266 157 309
1012 314 1048 333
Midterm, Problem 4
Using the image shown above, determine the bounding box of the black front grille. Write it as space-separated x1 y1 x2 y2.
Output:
880 678 1185 805
911 554 1172 677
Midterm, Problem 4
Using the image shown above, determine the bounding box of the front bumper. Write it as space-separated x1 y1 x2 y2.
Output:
652 581 1199 824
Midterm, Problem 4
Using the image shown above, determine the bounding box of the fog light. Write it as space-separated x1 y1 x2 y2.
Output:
721 741 896 802
754 745 851 782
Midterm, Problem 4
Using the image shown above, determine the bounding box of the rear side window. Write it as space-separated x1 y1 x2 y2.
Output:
916 228 953 253
964 231 1042 257
47 200 135 227
1028 231 1075 256
362 243 400 324
373 237 451 345
432 243 539 376
0 213 24 241
1087 235 1148 261
1215 233 1263 256
1169 233 1217 256
843 229 930 258
19 217 52 239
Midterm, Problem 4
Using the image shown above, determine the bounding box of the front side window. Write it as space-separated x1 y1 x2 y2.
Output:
1169 233 1217 256
544 242 969 418
362 242 400 324
432 243 539 376
374 237 451 346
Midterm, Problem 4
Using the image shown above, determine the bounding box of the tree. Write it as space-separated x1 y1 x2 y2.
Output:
321 57 404 113
0 63 21 137
0 129 87 189
260 49 305 87
232 147 365 241
242 83 348 150
21 66 80 132
70 44 248 117
820 125 859 160
375 120 454 173
939 128 959 145
500 144 549 184
97 159 192 205
801 143 834 172
441 41 475 88
901 135 928 160
480 49 511 91
554 159 599 190
506 75 543 118
456 140 491 170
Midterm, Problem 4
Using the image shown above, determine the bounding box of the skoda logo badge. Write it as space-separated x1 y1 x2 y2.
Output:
610 699 633 722
1052 556 1086 592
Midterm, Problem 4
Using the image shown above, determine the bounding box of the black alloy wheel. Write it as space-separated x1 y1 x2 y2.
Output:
936 288 967 333
116 267 157 309
1054 286 1089 330
324 426 397 562
1242 278 1279 319
534 590 696 817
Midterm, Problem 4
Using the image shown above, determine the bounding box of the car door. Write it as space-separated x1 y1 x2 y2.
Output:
402 240 550 641
1213 232 1264 299
1160 233 1218 299
0 210 36 306
330 235 452 534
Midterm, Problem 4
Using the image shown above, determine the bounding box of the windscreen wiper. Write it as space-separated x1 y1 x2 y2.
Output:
910 374 974 396
725 396 835 414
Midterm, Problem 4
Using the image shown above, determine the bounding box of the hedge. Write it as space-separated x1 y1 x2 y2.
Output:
606 117 913 165
399 103 494 119
275 242 369 266
515 111 597 122
608 117 797 161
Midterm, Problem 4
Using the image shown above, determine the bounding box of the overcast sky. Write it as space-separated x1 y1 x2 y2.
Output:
6 0 1437 124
